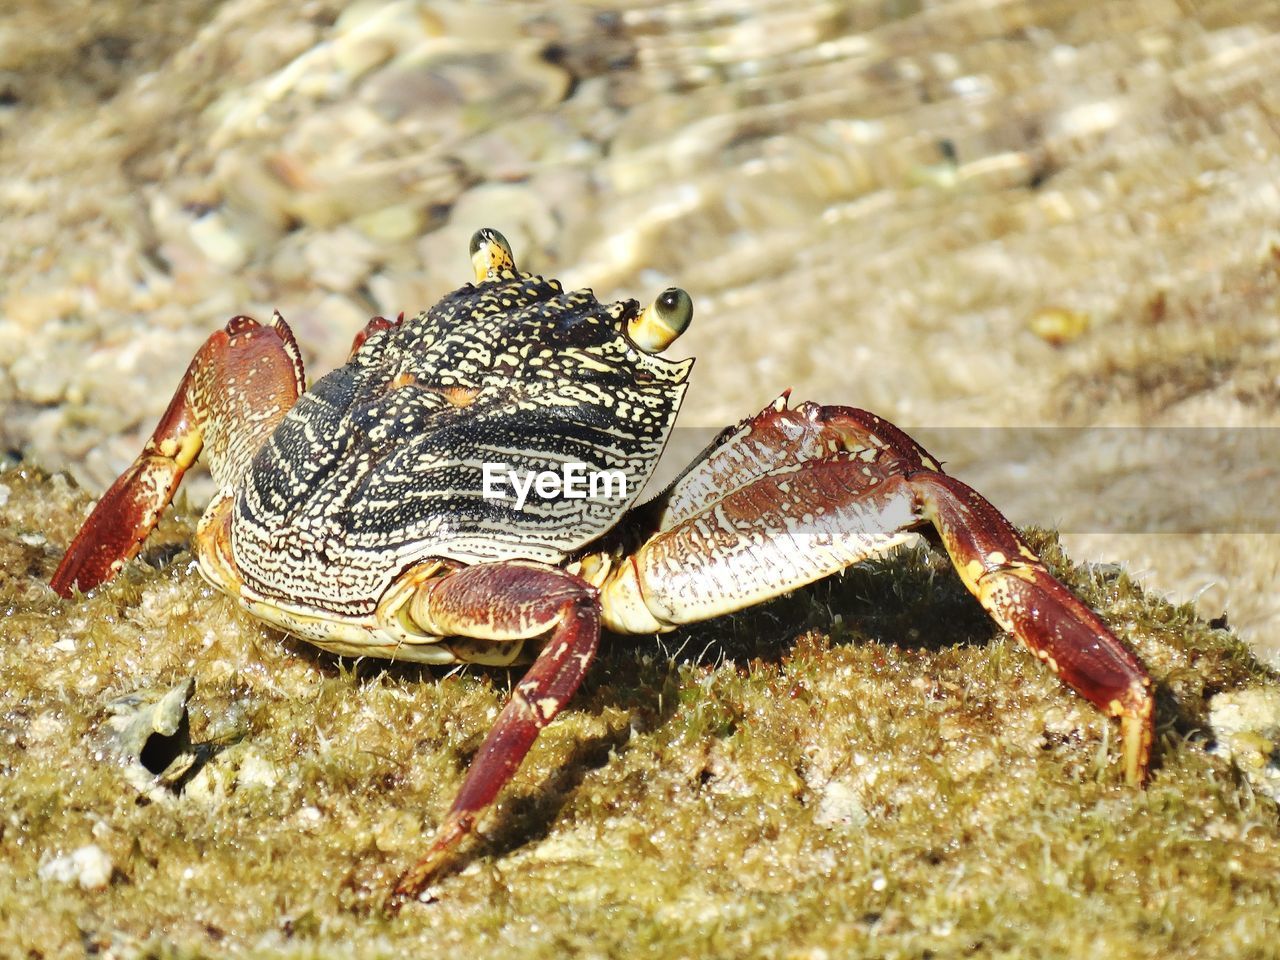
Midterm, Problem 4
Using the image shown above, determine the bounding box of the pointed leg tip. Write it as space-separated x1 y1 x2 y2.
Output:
1120 689 1155 787
48 567 77 599
384 813 474 912
382 876 430 916
384 854 449 915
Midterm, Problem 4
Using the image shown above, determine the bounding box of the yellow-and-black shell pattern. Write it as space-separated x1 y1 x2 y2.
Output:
229 265 693 615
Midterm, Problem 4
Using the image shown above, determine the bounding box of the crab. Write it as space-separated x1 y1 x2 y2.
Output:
51 229 1153 907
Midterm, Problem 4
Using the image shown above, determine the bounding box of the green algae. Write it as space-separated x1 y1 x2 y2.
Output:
3 465 1279 959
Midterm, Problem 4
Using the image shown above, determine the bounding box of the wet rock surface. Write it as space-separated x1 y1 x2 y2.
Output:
5 462 1280 956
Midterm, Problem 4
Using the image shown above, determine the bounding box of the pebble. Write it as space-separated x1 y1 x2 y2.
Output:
39 844 114 891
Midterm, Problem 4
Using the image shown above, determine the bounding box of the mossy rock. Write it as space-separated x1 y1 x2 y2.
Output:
3 466 1278 958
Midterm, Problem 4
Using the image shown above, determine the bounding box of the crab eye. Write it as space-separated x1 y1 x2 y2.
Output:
628 287 693 353
469 228 516 282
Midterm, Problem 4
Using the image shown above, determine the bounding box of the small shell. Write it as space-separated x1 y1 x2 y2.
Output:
95 677 198 800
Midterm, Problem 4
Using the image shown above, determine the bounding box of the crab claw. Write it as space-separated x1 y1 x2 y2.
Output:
50 432 201 597
51 314 305 597
597 400 1155 785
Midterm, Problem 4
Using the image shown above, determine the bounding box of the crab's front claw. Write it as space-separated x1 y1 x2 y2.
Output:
51 442 198 597
51 314 305 597
599 399 1154 785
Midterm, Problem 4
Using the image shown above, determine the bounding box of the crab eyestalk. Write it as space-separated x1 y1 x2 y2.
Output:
629 287 693 353
469 228 516 282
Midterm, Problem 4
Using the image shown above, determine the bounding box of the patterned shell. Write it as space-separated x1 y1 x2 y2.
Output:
228 269 693 615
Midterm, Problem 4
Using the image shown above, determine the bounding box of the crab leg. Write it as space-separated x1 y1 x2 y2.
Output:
51 313 305 597
909 469 1153 782
601 398 1153 784
389 560 600 906
347 312 403 358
